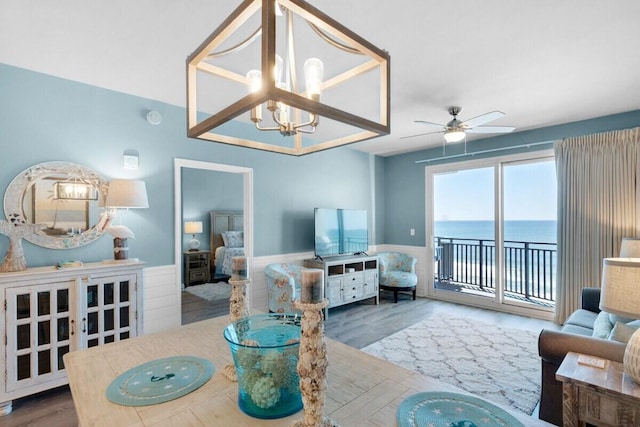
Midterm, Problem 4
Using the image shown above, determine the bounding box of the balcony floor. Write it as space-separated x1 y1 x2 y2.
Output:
434 279 555 308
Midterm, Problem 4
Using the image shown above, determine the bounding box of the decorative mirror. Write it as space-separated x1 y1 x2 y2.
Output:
4 161 110 249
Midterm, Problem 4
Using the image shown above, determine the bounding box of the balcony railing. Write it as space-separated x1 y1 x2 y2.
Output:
434 236 557 304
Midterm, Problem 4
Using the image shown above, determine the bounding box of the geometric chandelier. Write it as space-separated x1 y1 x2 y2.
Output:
186 0 390 156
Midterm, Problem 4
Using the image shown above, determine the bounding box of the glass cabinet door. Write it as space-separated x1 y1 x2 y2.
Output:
5 281 73 392
79 274 137 349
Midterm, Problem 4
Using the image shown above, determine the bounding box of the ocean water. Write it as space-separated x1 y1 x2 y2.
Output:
434 220 557 244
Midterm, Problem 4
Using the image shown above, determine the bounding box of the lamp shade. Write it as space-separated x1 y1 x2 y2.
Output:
105 179 149 209
444 129 465 143
184 221 203 235
599 258 640 318
620 238 640 258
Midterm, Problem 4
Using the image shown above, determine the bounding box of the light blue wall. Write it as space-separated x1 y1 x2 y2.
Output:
0 63 376 267
383 110 640 246
3 63 639 266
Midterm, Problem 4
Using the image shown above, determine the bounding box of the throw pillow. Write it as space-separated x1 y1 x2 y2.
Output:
608 321 640 343
592 311 614 339
609 313 636 325
222 231 243 248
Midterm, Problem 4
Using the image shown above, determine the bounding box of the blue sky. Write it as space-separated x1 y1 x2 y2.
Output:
433 160 557 221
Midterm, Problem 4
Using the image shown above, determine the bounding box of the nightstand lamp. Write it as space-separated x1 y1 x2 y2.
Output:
599 257 640 384
184 221 203 251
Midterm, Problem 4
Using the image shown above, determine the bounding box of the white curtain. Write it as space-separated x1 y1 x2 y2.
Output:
554 127 640 324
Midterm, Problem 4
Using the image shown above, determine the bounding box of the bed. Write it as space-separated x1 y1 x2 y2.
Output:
209 211 244 281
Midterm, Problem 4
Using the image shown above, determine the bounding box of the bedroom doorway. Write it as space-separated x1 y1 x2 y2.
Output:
174 158 254 325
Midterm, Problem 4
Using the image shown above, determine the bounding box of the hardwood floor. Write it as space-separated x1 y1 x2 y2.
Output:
3 289 557 426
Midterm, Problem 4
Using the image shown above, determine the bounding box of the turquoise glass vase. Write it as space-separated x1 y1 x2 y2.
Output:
223 313 303 419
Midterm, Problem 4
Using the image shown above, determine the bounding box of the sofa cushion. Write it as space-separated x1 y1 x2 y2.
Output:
609 313 637 325
562 309 598 337
592 311 614 339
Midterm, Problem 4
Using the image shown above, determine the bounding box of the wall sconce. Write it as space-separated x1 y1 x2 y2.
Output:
184 221 203 251
105 179 149 260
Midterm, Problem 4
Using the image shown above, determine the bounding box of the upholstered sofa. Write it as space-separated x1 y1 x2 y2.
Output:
538 287 629 426
264 263 303 313
378 251 418 302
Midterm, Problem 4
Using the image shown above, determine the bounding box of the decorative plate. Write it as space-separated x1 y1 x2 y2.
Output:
397 391 525 427
106 355 214 406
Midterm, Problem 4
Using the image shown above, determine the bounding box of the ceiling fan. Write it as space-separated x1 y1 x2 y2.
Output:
403 106 516 143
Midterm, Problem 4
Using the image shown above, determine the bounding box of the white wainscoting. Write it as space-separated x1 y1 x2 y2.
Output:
143 265 181 334
142 246 428 333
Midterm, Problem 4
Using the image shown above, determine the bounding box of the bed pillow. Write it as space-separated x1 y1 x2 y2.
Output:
222 231 243 248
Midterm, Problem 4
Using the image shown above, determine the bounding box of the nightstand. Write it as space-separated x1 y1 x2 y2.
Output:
556 351 640 426
184 250 211 286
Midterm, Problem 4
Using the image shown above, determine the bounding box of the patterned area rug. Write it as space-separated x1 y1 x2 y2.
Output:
361 315 541 415
184 282 231 302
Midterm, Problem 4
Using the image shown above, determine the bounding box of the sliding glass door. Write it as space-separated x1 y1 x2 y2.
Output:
432 166 496 301
426 151 556 315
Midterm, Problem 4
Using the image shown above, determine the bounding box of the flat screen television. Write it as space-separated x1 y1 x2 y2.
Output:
314 208 368 258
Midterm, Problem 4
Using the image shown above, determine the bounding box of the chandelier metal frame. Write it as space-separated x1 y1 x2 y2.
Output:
186 0 390 156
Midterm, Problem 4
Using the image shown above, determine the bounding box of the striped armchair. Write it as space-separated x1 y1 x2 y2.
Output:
378 251 418 303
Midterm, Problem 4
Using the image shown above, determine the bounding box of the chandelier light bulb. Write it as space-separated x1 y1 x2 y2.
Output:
246 69 262 94
274 54 284 85
304 58 324 100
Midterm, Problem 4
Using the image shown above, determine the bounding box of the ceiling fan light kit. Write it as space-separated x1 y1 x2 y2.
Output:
405 105 516 145
186 0 390 156
444 129 465 143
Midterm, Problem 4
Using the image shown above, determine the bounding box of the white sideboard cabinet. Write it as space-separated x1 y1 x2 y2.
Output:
0 261 144 415
304 254 378 316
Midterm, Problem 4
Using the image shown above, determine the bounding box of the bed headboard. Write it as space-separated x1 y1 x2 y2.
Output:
210 210 243 258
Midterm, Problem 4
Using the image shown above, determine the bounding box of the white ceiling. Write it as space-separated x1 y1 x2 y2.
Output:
2 1 640 157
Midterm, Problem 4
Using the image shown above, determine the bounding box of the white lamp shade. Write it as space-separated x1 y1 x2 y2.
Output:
444 129 465 143
599 258 640 319
184 221 203 234
620 238 640 258
105 180 149 208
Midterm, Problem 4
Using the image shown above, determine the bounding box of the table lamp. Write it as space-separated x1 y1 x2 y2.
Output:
620 237 640 258
184 221 203 251
599 258 640 383
105 179 149 260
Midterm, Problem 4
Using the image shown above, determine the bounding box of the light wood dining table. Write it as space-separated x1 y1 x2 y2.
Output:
64 314 552 426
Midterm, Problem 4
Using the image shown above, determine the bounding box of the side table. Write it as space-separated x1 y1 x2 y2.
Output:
184 250 211 286
556 351 640 427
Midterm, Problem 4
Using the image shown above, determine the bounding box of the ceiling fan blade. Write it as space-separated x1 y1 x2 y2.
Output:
460 111 505 128
400 130 444 140
414 120 445 127
466 125 516 134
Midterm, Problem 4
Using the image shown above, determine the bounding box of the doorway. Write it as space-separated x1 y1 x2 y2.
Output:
174 158 254 324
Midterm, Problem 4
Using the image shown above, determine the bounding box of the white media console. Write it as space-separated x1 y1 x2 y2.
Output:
304 254 378 314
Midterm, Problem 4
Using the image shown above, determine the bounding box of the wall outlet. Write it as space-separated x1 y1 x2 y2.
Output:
410 228 415 236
